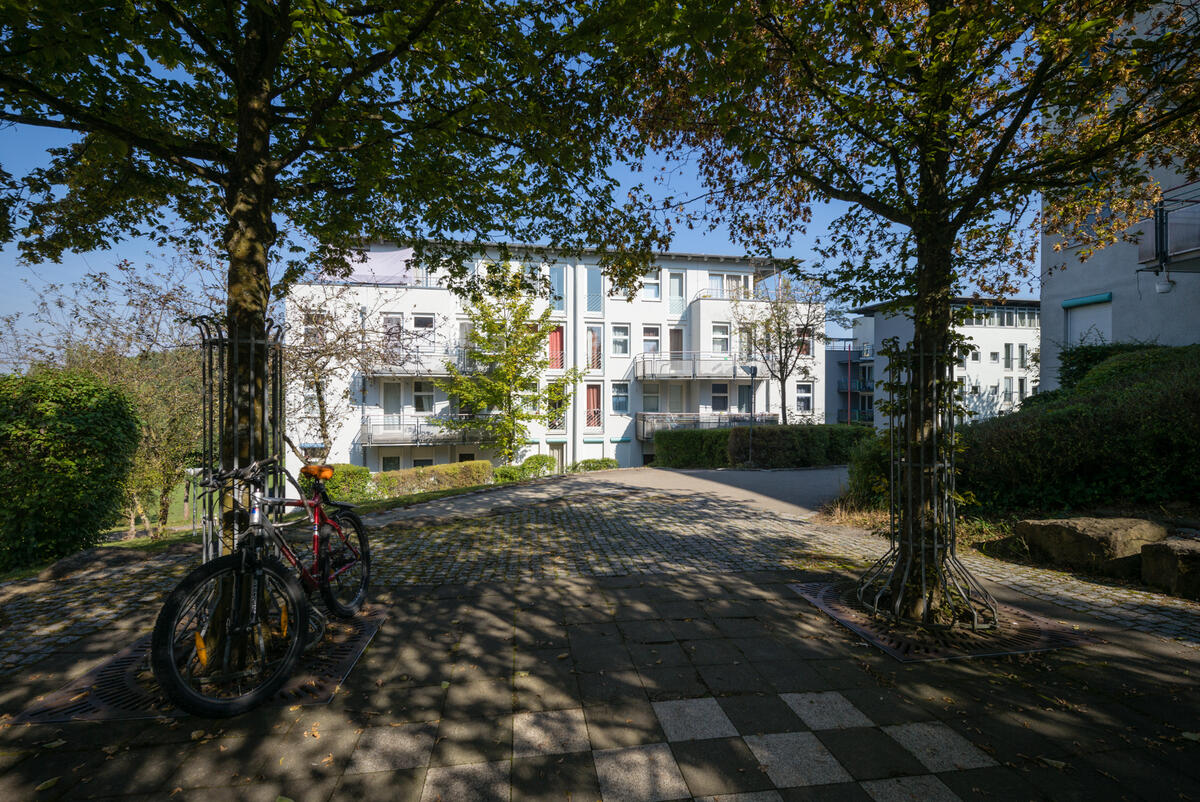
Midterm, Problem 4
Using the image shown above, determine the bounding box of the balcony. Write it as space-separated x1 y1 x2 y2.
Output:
360 413 495 446
836 409 875 423
1137 198 1200 271
634 351 765 380
836 379 876 393
370 346 468 376
635 412 779 441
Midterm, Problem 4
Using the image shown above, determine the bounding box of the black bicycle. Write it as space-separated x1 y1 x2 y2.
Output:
150 458 370 717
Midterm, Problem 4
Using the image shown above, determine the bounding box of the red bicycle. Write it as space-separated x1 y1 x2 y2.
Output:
151 458 370 717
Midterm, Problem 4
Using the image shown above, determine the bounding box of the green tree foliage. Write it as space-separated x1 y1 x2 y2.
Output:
0 1 662 466
435 267 583 464
0 369 140 570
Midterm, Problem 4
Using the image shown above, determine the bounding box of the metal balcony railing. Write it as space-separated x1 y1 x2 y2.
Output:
371 346 468 376
837 409 875 423
633 350 768 380
836 379 876 393
586 408 602 428
359 413 495 446
635 412 779 441
1137 199 1200 269
586 293 604 313
668 297 685 315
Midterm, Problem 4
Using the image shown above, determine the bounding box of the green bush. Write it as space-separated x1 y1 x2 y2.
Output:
373 460 494 497
494 465 523 483
652 428 731 468
521 454 558 478
727 424 872 468
322 463 376 503
959 344 1200 512
1057 342 1156 390
846 430 891 509
0 369 140 570
569 457 619 473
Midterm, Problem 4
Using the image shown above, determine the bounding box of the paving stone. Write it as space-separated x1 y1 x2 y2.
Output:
716 694 809 736
639 665 710 701
652 697 740 741
781 692 874 730
583 700 667 749
859 774 961 801
429 715 513 766
592 742 691 802
815 726 927 781
698 662 769 696
510 751 602 800
420 760 509 802
577 669 645 705
347 723 437 774
670 736 775 796
935 766 1043 802
777 783 873 801
628 641 691 668
743 731 853 788
334 767 426 802
695 792 784 802
882 722 997 773
512 708 590 758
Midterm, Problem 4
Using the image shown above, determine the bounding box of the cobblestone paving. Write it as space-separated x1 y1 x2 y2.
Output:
2 487 1197 683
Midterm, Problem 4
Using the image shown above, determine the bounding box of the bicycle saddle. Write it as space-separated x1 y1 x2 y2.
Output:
301 465 334 480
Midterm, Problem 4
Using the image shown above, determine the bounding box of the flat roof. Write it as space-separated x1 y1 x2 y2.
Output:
850 296 1041 315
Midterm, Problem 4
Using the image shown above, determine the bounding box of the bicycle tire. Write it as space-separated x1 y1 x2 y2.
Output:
151 553 308 718
318 510 370 618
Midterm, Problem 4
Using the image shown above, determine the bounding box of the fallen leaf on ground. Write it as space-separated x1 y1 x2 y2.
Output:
42 739 65 749
1182 732 1200 742
1038 756 1067 770
35 778 59 791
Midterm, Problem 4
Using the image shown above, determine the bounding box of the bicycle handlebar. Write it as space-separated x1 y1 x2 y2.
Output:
200 457 279 489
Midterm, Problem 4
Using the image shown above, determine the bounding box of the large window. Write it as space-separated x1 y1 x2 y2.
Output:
796 326 813 356
587 325 603 370
585 384 602 428
548 325 564 369
412 313 435 331
711 383 729 412
382 455 402 472
612 382 629 414
1018 344 1028 369
707 272 751 298
549 264 565 312
796 382 813 412
611 324 630 356
586 265 603 314
642 383 660 412
413 381 434 413
642 325 660 353
1004 343 1014 370
643 269 661 300
712 323 730 353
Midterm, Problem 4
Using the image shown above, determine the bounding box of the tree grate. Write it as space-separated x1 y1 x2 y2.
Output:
11 608 386 724
790 582 1101 662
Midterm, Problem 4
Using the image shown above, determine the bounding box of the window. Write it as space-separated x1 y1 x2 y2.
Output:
1018 344 1028 369
707 272 751 298
612 382 629 414
612 324 630 356
642 383 660 412
458 453 475 462
1003 376 1014 402
548 325 564 369
413 458 434 468
586 265 603 313
303 312 330 346
549 265 565 312
989 351 999 364
711 382 729 412
668 272 685 314
643 269 661 300
712 323 730 353
412 314 435 331
1018 377 1028 400
796 382 813 412
970 349 981 362
737 385 752 413
413 381 434 413
585 384 602 428
1004 343 1014 369
383 314 404 343
587 325 603 370
797 326 813 356
382 456 402 472
547 399 565 430
642 325 660 353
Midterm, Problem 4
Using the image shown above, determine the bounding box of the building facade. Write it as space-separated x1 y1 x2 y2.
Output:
840 299 1041 426
285 245 825 475
1039 175 1200 391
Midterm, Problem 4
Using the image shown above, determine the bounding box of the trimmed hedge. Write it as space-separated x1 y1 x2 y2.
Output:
845 430 890 508
727 424 873 468
569 457 618 473
652 428 731 468
322 463 375 503
495 454 559 484
374 459 493 497
0 370 140 570
1057 342 1156 390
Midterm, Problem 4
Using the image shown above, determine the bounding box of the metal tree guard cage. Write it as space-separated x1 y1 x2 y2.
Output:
855 342 998 630
194 316 285 562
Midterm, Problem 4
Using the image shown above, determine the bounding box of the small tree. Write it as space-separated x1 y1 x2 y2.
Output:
435 268 582 464
731 276 831 424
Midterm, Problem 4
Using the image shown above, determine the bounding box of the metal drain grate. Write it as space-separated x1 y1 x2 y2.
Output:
790 582 1101 662
12 607 386 723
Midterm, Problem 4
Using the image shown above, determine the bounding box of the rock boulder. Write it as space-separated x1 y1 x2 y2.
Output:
1014 517 1169 578
1141 538 1200 600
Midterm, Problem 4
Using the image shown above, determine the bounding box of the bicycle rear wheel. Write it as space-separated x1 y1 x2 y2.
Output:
319 510 370 618
151 554 307 718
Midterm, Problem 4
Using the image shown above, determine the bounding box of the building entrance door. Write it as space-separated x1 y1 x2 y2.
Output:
669 329 684 359
549 443 566 473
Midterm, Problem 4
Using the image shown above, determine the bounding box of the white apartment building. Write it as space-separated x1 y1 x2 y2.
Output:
285 244 825 475
845 298 1041 426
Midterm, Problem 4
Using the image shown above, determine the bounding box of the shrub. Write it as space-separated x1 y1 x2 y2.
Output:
1057 342 1156 390
958 344 1200 512
0 369 140 570
727 424 872 468
373 460 494 497
322 463 376 503
494 465 523 483
846 430 891 509
569 457 618 473
652 428 731 468
521 454 558 478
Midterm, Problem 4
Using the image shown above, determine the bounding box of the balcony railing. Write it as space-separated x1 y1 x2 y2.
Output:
668 297 685 315
635 412 779 441
371 346 468 376
836 379 876 393
1137 200 1200 269
586 293 604 313
836 409 875 423
359 413 495 446
633 350 767 380
586 408 602 428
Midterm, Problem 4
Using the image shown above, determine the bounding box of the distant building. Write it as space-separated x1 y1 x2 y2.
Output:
285 244 824 475
836 298 1041 427
1039 175 1200 391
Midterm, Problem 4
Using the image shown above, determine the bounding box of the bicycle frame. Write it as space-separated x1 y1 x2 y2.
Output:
253 471 357 595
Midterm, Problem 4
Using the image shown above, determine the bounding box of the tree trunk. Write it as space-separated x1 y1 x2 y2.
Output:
156 485 174 541
778 376 788 425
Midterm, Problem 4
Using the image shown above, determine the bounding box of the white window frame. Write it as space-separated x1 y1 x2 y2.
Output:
642 382 661 413
643 269 661 300
413 380 435 413
381 455 402 472
796 381 814 413
412 313 435 331
611 323 630 356
711 382 729 412
712 322 730 353
612 382 630 414
642 325 661 354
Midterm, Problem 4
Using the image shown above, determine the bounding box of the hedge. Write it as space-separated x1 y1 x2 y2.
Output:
373 459 494 497
1057 342 1156 390
0 369 140 571
727 424 873 468
652 428 731 468
569 457 618 473
495 454 559 484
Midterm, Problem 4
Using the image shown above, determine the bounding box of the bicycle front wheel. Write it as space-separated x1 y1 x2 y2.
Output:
319 510 370 618
151 554 307 718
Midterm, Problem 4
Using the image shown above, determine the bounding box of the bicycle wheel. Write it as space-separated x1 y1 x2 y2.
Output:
319 510 370 618
151 554 307 718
